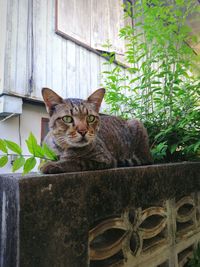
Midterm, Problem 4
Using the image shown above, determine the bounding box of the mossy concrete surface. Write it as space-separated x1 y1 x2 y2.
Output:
0 162 200 267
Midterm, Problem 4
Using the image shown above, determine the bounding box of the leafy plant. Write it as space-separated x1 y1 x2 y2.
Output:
0 133 58 174
189 244 200 267
103 0 200 162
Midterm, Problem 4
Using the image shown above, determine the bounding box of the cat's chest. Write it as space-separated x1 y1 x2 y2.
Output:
59 139 107 159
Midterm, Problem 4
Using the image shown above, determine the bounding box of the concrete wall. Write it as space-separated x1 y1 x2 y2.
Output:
0 162 200 267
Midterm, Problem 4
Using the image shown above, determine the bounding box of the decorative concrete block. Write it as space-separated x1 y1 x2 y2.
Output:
0 162 200 267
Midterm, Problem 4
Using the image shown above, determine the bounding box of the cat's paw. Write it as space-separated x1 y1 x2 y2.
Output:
40 161 63 174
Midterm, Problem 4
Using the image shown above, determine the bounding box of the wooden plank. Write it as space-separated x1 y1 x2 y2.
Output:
91 0 125 54
51 0 63 97
79 46 90 99
91 0 109 51
99 56 111 110
108 0 125 54
0 0 7 93
90 53 101 92
31 0 48 98
66 40 76 98
4 0 18 93
56 0 91 47
51 37 63 97
61 39 67 98
15 0 29 96
45 0 53 92
75 43 81 98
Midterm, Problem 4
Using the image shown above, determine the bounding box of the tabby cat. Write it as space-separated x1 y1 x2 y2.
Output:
41 88 152 174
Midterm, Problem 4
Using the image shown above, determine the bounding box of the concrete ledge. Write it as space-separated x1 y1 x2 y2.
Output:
1 162 200 267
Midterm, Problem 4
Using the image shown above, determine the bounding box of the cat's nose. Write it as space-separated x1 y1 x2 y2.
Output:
77 129 87 137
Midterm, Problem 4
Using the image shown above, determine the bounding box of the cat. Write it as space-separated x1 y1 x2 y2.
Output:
40 87 153 174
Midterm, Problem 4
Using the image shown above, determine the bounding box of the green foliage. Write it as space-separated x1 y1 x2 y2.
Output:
42 143 58 161
23 157 37 175
12 156 26 172
0 139 7 153
189 244 200 267
4 140 22 155
103 0 200 163
0 133 58 174
0 156 8 167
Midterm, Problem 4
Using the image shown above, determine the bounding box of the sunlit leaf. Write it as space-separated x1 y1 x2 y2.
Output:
26 132 37 155
43 144 58 161
0 156 8 167
23 157 37 174
0 139 7 153
12 156 25 172
4 140 22 155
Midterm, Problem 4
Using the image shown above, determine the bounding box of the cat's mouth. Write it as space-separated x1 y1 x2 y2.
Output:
78 137 88 143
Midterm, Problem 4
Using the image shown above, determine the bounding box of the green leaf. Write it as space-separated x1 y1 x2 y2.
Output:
194 141 200 152
43 144 58 161
4 140 22 155
170 144 177 154
0 139 8 153
26 133 44 158
0 156 8 167
12 156 25 172
26 132 37 155
34 145 45 158
23 157 37 174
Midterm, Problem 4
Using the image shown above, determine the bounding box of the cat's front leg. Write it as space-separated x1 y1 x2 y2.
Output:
40 161 64 174
40 160 83 174
40 155 116 174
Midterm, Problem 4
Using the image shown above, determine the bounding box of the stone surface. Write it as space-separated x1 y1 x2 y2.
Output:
0 162 200 267
0 174 19 267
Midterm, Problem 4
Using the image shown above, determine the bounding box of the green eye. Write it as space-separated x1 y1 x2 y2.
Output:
87 115 96 123
62 116 73 123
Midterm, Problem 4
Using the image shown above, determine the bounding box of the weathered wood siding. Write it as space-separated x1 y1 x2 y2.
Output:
0 0 8 94
1 0 112 101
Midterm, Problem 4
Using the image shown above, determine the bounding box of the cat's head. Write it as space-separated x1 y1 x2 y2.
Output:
42 88 105 148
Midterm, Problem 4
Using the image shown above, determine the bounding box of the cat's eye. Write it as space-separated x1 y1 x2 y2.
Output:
62 115 73 123
87 115 96 123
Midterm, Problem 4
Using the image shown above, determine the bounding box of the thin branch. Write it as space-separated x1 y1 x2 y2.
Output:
0 153 53 161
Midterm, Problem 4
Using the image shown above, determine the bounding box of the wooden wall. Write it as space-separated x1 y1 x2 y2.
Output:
1 0 116 101
0 0 8 94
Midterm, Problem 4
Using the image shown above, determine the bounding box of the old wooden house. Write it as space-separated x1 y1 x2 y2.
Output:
0 0 130 172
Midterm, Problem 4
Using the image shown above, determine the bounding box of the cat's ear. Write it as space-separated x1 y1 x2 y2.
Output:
42 88 64 115
87 88 105 112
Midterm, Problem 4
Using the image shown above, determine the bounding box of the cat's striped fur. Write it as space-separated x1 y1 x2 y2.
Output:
41 88 152 174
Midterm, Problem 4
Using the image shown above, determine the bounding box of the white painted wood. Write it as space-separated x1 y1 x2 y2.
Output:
45 0 54 92
56 0 91 47
79 46 91 99
61 38 67 97
15 0 29 96
0 0 7 94
108 0 125 54
4 0 18 93
90 53 101 91
91 0 110 51
75 42 81 98
31 0 48 97
2 0 127 102
66 40 76 98
91 0 125 54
